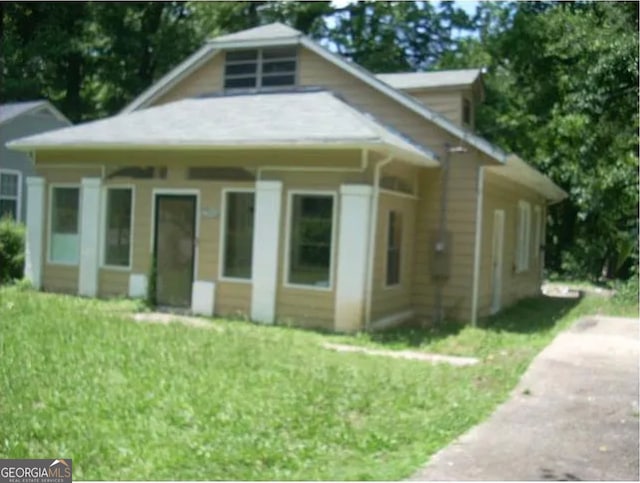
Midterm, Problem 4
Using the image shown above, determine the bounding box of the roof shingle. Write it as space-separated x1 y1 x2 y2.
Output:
9 91 437 166
376 69 482 90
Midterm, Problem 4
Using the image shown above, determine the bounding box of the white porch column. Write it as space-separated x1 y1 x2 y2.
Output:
250 180 283 323
24 177 45 289
78 178 102 296
334 184 374 332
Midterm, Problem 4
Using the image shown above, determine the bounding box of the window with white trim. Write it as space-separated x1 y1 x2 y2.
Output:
0 170 20 220
516 200 531 272
50 187 80 264
386 210 402 286
533 206 542 261
104 188 133 267
224 47 297 90
288 194 334 287
222 191 255 279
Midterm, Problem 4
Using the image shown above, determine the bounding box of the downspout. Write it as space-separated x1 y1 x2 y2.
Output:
364 154 393 330
470 165 485 327
433 145 451 323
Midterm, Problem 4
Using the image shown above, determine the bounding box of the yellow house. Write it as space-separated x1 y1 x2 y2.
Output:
8 23 566 332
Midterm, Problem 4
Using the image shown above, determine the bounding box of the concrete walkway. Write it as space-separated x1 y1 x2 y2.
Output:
411 316 639 481
322 342 479 366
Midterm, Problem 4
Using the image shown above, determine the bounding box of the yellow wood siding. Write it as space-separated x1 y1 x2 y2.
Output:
370 191 417 322
152 52 225 106
298 48 460 153
406 89 463 127
98 269 129 297
478 170 545 317
412 154 480 323
216 282 252 318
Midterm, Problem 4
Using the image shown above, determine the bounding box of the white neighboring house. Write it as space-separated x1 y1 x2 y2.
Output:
0 101 71 222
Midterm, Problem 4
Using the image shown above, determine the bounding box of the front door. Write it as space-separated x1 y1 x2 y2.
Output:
490 209 505 314
154 195 197 307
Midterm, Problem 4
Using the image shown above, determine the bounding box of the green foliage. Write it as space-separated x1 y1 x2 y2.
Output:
613 273 639 308
325 1 473 73
0 287 627 479
439 1 639 281
0 217 25 284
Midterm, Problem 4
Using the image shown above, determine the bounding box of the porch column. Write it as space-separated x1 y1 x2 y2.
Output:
250 180 283 323
24 177 45 289
334 184 374 332
78 178 102 297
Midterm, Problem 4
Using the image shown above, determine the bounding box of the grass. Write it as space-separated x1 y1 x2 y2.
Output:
0 286 636 480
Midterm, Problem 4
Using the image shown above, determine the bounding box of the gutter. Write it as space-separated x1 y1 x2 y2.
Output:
364 154 393 330
470 165 485 327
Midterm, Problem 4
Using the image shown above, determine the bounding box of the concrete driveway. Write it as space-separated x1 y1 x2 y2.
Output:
411 316 639 481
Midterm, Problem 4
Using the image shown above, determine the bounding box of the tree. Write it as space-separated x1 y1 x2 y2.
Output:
325 1 473 73
438 1 639 280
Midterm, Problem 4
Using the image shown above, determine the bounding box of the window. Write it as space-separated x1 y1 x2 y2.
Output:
104 188 133 267
516 201 531 272
222 191 255 279
0 170 20 220
50 186 80 264
533 206 542 261
288 194 334 288
386 211 403 286
224 47 297 90
463 98 472 126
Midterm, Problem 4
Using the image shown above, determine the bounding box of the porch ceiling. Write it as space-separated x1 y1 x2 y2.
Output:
8 90 439 168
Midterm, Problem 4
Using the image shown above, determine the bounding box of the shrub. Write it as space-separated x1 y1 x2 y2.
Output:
613 272 639 307
0 217 25 284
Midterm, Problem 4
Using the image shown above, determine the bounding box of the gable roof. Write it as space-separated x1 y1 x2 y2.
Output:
120 23 303 114
116 22 565 201
9 90 438 167
0 100 70 126
121 22 506 162
211 22 302 44
376 69 482 90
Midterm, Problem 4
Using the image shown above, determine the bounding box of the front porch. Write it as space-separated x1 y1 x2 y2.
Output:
24 147 429 332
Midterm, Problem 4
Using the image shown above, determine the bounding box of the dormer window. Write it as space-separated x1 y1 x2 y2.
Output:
224 47 297 90
462 98 472 126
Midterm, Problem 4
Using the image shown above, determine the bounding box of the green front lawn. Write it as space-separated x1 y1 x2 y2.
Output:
0 287 635 480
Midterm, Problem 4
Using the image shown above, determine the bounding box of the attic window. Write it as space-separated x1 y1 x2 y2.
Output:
224 47 297 90
462 98 472 125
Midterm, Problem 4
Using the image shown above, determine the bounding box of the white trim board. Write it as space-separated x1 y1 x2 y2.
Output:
470 165 484 327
